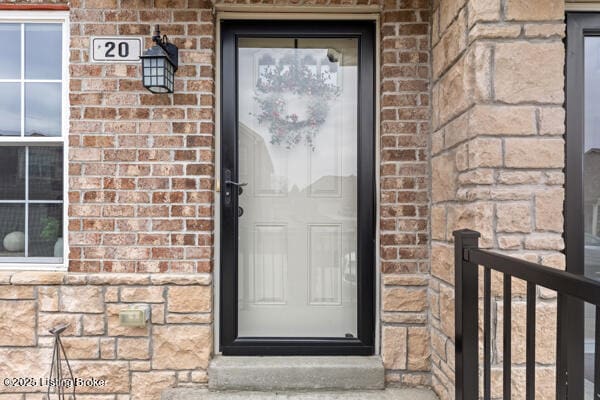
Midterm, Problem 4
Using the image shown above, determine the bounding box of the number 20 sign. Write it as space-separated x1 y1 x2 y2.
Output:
90 37 143 63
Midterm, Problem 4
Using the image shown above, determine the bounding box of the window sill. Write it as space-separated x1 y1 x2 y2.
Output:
0 263 67 272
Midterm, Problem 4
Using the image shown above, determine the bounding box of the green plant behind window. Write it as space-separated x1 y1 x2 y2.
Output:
40 217 61 241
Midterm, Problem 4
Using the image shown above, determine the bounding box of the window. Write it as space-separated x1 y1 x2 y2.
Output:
0 12 68 269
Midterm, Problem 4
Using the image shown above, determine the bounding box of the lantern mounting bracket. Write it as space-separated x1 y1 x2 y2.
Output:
150 24 178 72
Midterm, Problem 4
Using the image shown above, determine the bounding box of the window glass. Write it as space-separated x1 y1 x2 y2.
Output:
25 82 61 137
0 146 63 261
0 205 25 258
0 147 25 200
29 204 62 257
0 83 21 136
29 147 63 200
25 23 62 80
0 24 21 79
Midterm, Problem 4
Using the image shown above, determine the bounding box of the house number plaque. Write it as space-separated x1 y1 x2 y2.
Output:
90 36 143 63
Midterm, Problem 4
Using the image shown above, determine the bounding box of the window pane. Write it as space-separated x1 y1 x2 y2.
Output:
0 83 21 136
25 23 62 80
0 205 25 258
0 24 21 79
25 83 61 137
29 204 62 258
0 147 25 200
29 147 63 200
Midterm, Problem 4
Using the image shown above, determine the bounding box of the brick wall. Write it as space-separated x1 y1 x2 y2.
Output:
379 0 432 386
429 0 565 398
69 0 216 274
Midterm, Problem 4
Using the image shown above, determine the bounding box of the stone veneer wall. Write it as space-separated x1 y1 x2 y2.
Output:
0 271 212 399
429 0 566 399
0 0 433 397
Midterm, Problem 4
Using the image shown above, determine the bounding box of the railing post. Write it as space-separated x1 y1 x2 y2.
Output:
454 229 481 400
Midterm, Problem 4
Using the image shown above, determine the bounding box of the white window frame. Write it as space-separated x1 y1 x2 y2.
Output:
0 11 69 271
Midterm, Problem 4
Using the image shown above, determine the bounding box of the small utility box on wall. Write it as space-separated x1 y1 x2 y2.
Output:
119 306 149 327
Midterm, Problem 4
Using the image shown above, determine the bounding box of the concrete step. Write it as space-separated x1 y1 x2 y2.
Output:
207 356 385 391
162 388 439 400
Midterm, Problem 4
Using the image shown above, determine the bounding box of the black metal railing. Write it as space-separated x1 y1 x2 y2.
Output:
454 229 600 400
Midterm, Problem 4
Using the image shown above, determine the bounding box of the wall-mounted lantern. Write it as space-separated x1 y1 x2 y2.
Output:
140 25 178 93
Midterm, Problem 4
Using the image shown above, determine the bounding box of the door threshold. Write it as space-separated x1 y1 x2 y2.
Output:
207 355 384 391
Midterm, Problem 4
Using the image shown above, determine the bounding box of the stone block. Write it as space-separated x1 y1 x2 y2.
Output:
0 348 52 392
38 313 81 336
10 271 64 285
120 286 164 303
382 326 408 370
440 0 466 33
0 286 34 299
407 327 431 371
494 42 564 104
468 105 536 135
382 287 427 312
535 188 564 232
540 107 566 135
468 138 502 168
505 0 564 21
504 138 564 168
431 151 458 203
431 243 454 285
166 313 212 324
432 8 467 79
150 273 212 285
0 300 36 346
70 361 130 393
61 337 100 359
38 286 59 311
167 286 211 313
83 314 106 335
118 338 150 360
468 23 521 42
524 234 564 251
467 42 492 101
131 371 177 400
439 285 455 339
60 286 104 313
468 0 501 26
431 205 447 241
100 338 116 360
152 325 212 369
446 202 494 248
436 56 471 127
497 202 532 233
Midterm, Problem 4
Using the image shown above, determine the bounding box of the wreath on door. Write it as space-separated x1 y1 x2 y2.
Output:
253 54 341 150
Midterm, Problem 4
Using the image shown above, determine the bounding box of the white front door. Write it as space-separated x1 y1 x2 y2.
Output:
236 38 359 337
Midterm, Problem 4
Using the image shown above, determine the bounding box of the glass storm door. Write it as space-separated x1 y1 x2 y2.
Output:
566 13 600 398
220 20 375 355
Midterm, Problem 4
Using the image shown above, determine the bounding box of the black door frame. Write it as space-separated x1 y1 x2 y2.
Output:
219 19 376 356
562 12 600 399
